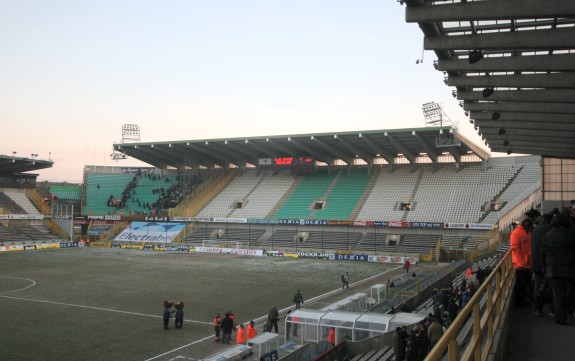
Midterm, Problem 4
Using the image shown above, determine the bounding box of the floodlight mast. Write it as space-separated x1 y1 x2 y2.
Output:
122 124 141 143
422 102 461 147
110 124 140 161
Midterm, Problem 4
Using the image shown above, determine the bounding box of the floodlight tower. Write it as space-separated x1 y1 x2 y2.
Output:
111 123 141 161
422 102 461 147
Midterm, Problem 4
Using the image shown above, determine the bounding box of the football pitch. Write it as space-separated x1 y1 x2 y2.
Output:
0 248 397 361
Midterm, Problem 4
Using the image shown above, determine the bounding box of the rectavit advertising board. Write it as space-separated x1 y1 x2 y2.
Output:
114 222 186 243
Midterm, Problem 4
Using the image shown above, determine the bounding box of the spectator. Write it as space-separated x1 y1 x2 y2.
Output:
532 211 555 316
220 313 234 344
213 313 222 342
267 306 279 333
236 324 246 344
293 290 304 309
542 211 575 325
328 328 336 345
247 320 257 340
511 214 534 307
392 327 406 361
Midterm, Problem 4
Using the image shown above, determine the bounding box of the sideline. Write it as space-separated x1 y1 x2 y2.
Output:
144 334 214 361
0 294 212 326
0 275 37 294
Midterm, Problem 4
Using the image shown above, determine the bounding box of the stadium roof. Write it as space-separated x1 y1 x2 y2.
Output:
401 0 575 159
113 127 490 169
0 155 53 176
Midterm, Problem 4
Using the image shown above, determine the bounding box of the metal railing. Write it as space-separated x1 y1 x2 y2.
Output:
425 251 514 361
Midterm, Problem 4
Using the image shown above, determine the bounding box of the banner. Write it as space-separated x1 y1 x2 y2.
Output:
0 214 44 220
410 221 443 229
195 246 263 256
297 252 333 260
114 222 186 243
334 254 369 262
444 222 494 230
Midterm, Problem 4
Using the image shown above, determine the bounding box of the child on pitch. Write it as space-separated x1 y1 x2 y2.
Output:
163 300 175 330
174 301 184 329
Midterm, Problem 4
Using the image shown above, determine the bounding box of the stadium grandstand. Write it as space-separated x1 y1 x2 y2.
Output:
39 126 538 259
3 2 575 360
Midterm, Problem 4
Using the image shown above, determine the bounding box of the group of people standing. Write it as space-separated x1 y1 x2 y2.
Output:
392 315 443 361
162 300 184 330
212 311 257 345
511 207 575 325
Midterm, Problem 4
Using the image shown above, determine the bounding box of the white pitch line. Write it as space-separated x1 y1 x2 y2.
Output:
0 276 37 294
144 334 214 361
0 294 212 325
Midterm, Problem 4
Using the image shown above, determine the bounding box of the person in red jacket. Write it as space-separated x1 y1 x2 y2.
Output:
236 324 247 344
247 320 257 340
328 328 336 345
510 214 533 307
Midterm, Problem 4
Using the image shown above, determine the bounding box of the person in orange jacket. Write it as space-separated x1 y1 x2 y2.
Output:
510 214 534 307
247 320 257 340
236 324 247 344
328 328 336 345
213 313 222 342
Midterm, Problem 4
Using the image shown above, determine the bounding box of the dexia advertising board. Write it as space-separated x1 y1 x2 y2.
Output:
113 222 186 243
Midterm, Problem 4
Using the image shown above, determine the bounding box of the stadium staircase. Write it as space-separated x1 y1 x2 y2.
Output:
401 169 423 222
169 169 237 216
308 171 342 219
349 167 382 220
0 192 26 214
224 171 269 217
477 165 524 223
266 175 304 218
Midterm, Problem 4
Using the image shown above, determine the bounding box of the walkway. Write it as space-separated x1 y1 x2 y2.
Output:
505 303 575 361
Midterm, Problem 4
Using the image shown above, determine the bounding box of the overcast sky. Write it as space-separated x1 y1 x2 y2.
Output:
0 1 487 182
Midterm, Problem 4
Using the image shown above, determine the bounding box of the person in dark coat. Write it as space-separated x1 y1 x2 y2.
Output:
392 327 406 361
268 306 279 333
220 313 234 344
542 211 575 325
531 211 555 316
405 329 419 361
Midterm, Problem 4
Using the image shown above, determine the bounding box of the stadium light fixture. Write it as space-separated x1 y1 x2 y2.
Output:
482 87 494 98
492 112 501 120
469 49 484 64
498 128 506 135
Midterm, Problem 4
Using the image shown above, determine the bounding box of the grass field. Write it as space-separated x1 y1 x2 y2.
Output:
0 248 396 361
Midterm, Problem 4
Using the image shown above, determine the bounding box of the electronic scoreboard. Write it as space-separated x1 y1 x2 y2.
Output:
258 157 314 168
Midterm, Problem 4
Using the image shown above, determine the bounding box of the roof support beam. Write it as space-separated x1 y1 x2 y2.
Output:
186 143 228 168
262 141 300 158
458 89 575 103
386 133 416 163
471 111 574 124
289 138 333 165
312 136 353 165
437 53 575 72
406 1 575 23
465 101 575 114
209 143 249 168
334 136 373 165
412 132 439 163
478 128 575 140
491 144 575 158
426 28 575 51
359 134 395 164
448 73 575 89
474 119 575 132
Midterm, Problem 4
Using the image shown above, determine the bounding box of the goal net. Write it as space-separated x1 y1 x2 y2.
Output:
201 240 241 250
